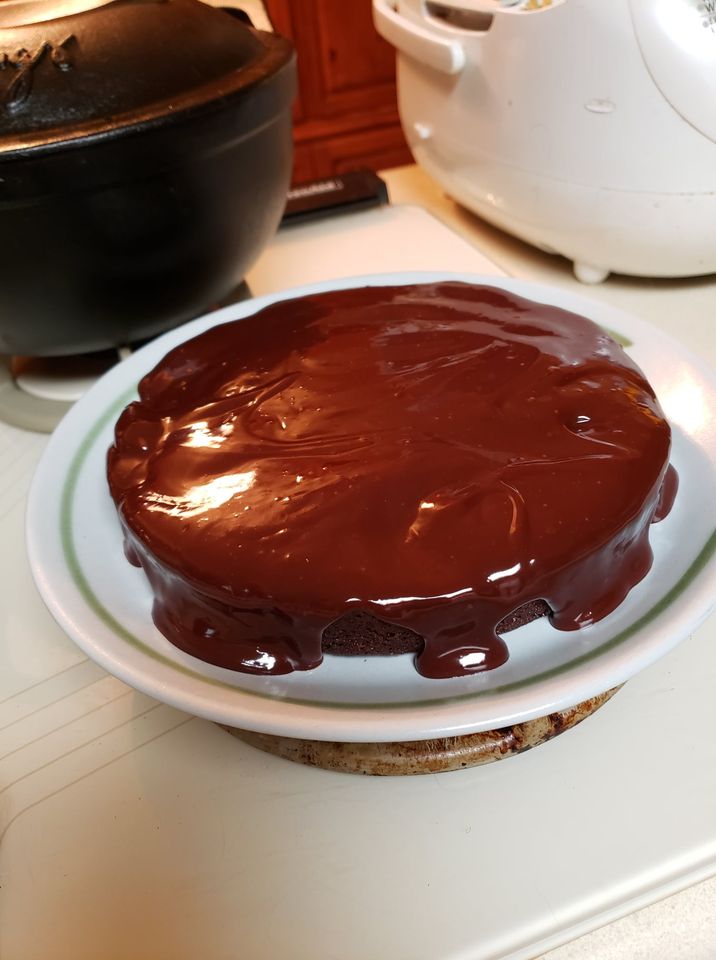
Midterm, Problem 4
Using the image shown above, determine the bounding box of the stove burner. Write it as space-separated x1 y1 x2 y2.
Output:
0 349 126 433
0 281 253 433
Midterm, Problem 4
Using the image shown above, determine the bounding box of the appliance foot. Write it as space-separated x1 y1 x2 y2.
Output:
573 261 610 284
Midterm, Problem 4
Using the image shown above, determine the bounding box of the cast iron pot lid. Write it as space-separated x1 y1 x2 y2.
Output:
0 0 292 153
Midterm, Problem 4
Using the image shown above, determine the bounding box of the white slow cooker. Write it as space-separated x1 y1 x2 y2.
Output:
375 0 716 282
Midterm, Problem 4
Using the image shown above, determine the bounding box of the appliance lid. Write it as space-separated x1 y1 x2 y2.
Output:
0 0 292 153
629 0 716 145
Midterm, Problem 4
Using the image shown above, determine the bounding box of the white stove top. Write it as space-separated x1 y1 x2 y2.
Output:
1 198 715 960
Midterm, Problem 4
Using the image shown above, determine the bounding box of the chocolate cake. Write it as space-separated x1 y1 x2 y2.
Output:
107 282 677 679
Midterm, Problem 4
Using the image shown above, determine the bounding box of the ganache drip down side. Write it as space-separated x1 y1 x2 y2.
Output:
107 282 676 679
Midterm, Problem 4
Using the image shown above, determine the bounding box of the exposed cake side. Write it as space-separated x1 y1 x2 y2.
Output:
107 282 675 678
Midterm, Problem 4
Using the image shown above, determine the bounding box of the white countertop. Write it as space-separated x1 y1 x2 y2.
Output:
381 165 715 354
379 166 716 959
1 166 715 960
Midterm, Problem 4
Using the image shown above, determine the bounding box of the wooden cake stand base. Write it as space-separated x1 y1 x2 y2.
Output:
220 686 620 776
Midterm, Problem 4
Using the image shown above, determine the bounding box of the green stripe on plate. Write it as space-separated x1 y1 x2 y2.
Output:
60 390 714 712
602 327 633 348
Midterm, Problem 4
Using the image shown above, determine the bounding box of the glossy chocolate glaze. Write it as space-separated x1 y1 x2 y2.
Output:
107 283 675 678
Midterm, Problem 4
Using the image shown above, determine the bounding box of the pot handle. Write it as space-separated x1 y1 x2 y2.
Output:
373 0 466 75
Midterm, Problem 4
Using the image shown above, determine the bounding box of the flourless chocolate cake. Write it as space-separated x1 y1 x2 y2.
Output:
107 282 677 678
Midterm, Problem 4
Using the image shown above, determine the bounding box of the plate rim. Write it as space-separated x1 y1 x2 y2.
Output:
26 271 716 740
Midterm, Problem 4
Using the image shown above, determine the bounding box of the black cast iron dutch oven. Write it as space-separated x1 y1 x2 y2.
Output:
0 0 295 356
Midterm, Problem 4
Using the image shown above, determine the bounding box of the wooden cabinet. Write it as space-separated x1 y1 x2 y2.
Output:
264 0 413 184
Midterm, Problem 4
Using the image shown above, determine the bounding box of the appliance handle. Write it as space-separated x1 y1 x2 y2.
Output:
434 0 564 11
430 0 498 11
373 0 466 75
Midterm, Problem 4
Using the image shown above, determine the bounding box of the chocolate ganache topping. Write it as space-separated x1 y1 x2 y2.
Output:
107 282 676 678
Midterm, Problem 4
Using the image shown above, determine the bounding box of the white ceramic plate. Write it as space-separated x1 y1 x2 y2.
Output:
26 272 716 741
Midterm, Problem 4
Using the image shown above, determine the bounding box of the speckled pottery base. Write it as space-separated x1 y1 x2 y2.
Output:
220 686 621 775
